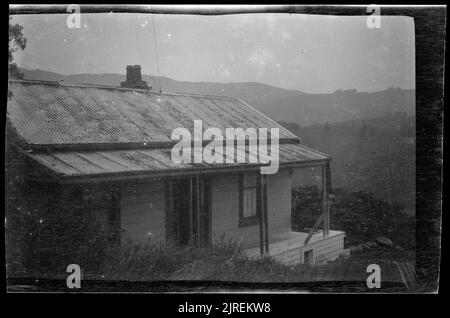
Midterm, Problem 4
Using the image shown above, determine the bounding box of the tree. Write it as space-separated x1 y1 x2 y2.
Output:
9 18 27 79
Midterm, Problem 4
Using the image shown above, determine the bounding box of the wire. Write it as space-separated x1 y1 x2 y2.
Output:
135 25 144 76
152 14 163 93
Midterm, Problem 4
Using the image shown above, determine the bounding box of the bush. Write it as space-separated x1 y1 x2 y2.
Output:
98 234 239 281
291 186 415 249
291 185 323 231
11 203 111 279
98 236 337 283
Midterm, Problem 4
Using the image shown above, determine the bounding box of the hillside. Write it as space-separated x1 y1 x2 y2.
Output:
280 112 415 211
19 68 414 126
16 68 415 209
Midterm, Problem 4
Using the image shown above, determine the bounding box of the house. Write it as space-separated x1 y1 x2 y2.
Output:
5 66 345 276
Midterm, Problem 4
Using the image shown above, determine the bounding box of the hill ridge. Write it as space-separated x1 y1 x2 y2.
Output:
19 67 415 126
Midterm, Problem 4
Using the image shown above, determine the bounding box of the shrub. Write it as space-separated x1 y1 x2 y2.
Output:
291 186 415 249
291 185 323 231
11 202 111 279
98 235 238 281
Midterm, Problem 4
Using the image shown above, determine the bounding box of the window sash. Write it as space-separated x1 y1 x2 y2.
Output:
239 173 260 227
243 186 256 218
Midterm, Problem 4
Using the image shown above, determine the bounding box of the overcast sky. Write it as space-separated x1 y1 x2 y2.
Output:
11 12 415 93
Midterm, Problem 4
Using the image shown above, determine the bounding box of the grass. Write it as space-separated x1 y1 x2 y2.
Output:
7 232 419 292
92 187 416 286
10 185 417 290
9 184 416 292
93 234 413 288
96 235 239 281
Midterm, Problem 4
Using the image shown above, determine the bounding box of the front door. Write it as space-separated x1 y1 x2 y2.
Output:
166 177 211 247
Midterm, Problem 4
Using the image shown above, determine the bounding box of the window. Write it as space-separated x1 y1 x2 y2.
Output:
239 173 260 227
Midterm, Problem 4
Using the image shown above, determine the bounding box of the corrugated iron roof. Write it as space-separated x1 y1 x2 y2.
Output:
8 79 330 181
7 80 299 146
25 142 329 181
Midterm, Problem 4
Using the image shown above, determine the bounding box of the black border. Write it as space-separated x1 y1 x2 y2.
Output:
4 3 446 295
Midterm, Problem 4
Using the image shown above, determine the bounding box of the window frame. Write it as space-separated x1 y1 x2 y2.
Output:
239 172 261 227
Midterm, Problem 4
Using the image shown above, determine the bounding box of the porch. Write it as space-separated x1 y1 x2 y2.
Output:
243 160 346 265
244 230 346 265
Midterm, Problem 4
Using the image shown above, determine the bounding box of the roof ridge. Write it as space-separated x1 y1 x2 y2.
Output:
232 96 302 141
8 79 234 100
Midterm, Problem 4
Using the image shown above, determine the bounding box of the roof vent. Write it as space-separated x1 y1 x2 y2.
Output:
120 65 151 90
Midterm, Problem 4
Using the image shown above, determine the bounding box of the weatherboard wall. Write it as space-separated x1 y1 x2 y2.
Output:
210 174 260 248
267 169 292 238
211 168 293 249
120 179 166 246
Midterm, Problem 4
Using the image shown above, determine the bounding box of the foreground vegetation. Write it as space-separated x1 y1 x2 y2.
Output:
95 238 409 286
292 186 415 252
93 187 414 284
81 243 414 295
8 186 416 290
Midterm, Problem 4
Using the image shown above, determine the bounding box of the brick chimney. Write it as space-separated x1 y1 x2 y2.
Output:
120 65 151 90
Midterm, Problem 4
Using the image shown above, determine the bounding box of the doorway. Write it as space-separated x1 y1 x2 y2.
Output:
166 176 211 247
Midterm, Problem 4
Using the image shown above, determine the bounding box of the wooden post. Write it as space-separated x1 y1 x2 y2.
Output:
112 184 121 246
165 180 172 244
196 175 201 247
189 177 193 245
304 214 324 246
207 178 212 246
263 175 269 255
259 174 265 256
325 161 331 236
172 180 181 243
322 164 328 237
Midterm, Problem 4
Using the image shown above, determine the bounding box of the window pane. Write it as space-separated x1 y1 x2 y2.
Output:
251 190 255 217
247 191 251 216
243 189 249 217
243 187 256 218
252 189 256 216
